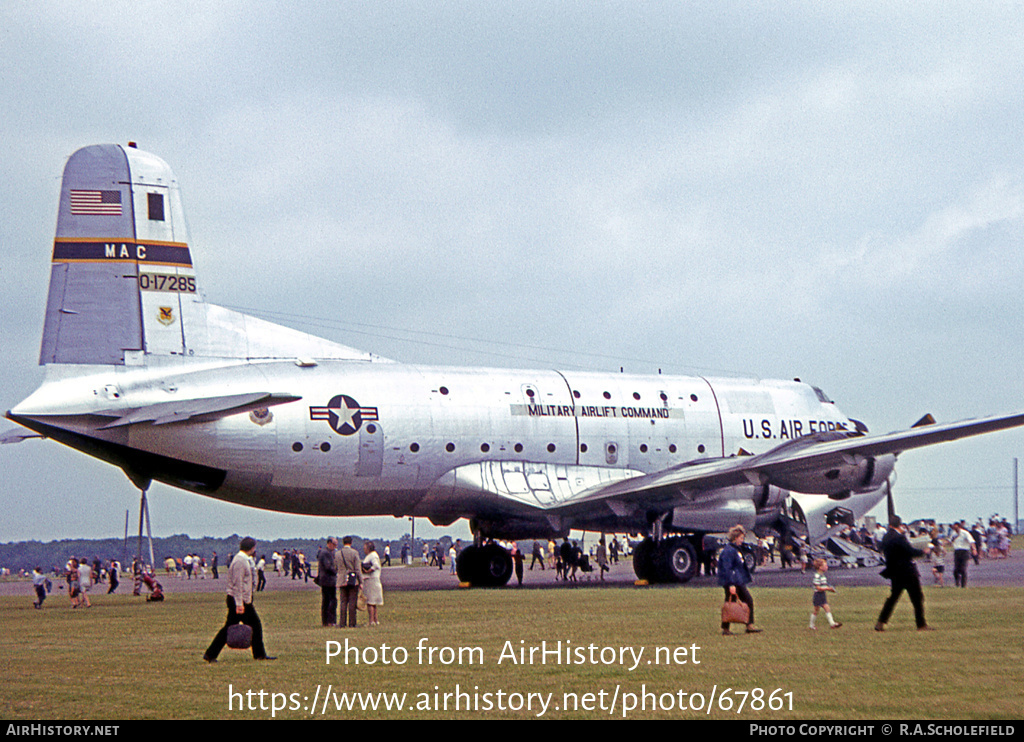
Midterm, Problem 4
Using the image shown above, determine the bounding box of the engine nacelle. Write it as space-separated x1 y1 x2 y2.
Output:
670 484 758 533
754 485 790 531
767 453 895 498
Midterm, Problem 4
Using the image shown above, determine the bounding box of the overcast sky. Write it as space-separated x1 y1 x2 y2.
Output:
2 2 1023 545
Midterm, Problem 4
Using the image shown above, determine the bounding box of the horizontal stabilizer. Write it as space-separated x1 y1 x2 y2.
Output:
0 428 44 444
96 392 300 428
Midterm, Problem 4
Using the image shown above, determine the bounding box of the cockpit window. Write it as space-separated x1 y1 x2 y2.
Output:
812 386 832 404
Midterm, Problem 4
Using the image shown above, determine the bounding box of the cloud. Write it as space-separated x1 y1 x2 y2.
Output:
2 4 1023 538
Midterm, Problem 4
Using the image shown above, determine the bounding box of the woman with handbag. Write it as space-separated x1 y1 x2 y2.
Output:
718 525 762 636
361 541 384 627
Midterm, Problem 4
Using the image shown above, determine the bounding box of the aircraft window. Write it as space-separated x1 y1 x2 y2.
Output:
321 442 331 453
633 392 641 400
440 386 449 395
580 443 588 453
480 443 490 453
410 443 420 452
640 444 648 453
603 391 611 400
366 424 376 434
690 394 698 402
660 392 667 401
514 443 523 453
669 444 677 453
607 443 617 453
147 192 164 221
812 386 833 403
445 442 455 453
526 388 535 397
547 443 556 453
292 442 303 452
697 444 705 453
573 390 580 399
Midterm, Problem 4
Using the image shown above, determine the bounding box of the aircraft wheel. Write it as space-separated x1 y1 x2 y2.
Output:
456 545 479 583
742 547 757 574
657 537 698 583
457 544 513 586
479 543 513 586
632 538 657 581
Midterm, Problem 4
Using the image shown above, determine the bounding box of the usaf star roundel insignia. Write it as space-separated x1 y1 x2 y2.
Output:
309 395 379 436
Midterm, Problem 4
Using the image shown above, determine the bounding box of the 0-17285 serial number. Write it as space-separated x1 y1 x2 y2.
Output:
139 273 196 293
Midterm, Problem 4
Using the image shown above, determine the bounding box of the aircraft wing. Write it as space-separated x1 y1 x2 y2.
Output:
742 410 1024 475
95 392 301 428
552 410 1024 511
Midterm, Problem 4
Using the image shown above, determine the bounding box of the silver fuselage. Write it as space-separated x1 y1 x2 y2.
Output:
12 357 865 537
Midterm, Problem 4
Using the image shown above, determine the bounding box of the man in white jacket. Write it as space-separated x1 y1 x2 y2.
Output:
203 537 275 662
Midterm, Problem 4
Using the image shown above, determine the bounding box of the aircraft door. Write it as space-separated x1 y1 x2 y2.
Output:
622 387 674 471
287 391 362 488
357 422 384 477
512 376 578 464
677 379 724 458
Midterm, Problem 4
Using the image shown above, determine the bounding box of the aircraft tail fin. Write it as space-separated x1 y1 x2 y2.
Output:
41 143 196 365
40 144 385 366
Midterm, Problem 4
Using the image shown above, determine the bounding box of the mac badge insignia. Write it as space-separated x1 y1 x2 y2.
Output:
249 408 273 426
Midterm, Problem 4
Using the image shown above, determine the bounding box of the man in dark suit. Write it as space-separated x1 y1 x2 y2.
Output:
318 537 338 626
875 516 933 631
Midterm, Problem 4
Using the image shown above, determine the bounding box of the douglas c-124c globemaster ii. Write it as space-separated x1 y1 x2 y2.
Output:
6 144 1024 586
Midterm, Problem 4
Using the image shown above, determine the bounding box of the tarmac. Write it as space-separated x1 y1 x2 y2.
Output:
4 549 1017 596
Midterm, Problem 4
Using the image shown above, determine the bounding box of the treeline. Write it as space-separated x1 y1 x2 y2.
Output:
0 533 458 574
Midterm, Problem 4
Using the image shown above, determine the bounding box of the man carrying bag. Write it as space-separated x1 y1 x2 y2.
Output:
203 536 275 662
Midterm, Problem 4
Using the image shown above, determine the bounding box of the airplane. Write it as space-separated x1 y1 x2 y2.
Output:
6 143 1024 587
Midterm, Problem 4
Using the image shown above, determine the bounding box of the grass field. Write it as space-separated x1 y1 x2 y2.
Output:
1 584 1021 720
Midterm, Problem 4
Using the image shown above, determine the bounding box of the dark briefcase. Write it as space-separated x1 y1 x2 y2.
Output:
226 623 253 650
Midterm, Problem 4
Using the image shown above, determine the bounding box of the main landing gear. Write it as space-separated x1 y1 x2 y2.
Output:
633 535 700 584
456 542 513 587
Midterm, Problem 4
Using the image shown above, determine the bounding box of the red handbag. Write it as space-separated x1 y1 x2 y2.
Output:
721 594 750 625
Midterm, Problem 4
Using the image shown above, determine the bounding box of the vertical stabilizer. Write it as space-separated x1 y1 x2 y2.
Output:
39 144 385 364
41 143 196 365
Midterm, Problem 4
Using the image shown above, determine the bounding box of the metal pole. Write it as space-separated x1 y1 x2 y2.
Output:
142 488 155 568
410 517 415 564
136 493 145 567
123 509 129 570
136 487 155 569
